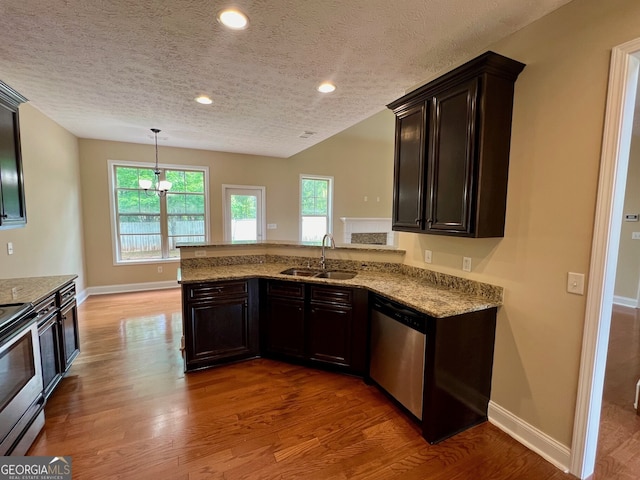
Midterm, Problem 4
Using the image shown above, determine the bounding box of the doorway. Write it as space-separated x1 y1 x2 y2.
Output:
222 185 266 242
570 38 640 478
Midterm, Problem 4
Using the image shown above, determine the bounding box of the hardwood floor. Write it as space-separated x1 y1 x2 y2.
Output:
592 305 640 479
29 289 573 479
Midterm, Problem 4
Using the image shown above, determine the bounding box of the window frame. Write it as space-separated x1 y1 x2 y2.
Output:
108 159 210 265
299 174 334 243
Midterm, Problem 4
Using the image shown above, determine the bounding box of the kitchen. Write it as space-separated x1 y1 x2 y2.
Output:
1 0 639 478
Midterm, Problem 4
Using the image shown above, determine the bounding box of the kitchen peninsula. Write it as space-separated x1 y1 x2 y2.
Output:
179 242 502 444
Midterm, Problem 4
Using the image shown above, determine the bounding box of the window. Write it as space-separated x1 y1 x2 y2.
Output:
109 161 208 263
300 175 333 242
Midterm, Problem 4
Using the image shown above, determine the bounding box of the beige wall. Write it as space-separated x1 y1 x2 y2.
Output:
399 0 640 446
78 110 393 287
0 104 85 292
288 109 395 242
614 132 640 302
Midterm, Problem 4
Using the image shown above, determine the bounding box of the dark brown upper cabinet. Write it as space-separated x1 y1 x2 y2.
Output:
0 81 28 229
388 52 525 237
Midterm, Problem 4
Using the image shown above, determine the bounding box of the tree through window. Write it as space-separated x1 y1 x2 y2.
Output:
300 175 333 242
111 162 208 262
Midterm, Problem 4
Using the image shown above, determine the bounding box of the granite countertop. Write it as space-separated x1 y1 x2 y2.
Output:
0 275 78 306
179 262 501 319
177 240 405 254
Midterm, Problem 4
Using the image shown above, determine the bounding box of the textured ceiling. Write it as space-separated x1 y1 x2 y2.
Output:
0 0 572 158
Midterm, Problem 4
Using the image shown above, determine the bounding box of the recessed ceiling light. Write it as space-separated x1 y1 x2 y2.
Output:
195 95 213 105
217 8 249 30
317 82 336 93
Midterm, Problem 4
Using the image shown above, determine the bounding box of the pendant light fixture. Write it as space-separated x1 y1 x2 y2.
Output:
139 128 171 196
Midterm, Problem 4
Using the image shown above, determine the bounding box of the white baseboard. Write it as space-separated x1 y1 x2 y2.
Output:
76 288 90 305
488 401 571 473
85 280 180 297
613 295 638 308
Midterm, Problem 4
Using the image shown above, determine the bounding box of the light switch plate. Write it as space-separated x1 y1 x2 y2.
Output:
632 232 640 240
462 257 472 272
567 272 585 295
424 250 432 264
7 242 13 255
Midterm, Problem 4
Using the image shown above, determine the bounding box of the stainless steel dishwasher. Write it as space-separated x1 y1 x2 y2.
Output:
369 295 426 419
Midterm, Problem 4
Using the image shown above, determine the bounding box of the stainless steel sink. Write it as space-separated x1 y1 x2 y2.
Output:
279 268 357 280
313 270 357 280
279 268 323 277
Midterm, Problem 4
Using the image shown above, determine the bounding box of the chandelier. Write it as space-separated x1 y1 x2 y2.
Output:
139 128 171 196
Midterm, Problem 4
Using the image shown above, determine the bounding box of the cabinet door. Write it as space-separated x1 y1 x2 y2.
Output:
392 103 427 232
185 296 253 367
426 79 478 235
307 302 352 368
264 296 305 358
38 316 63 399
0 104 26 228
59 300 80 371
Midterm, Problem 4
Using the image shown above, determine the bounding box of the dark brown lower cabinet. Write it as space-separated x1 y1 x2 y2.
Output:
264 281 305 359
261 280 367 375
307 285 367 375
36 280 80 400
59 299 80 371
38 314 63 399
264 297 305 358
422 308 497 443
182 280 259 372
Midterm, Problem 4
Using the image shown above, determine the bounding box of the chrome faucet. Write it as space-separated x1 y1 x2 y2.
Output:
320 233 335 270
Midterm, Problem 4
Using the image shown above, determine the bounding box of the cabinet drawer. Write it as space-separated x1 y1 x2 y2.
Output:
266 281 304 299
310 286 352 305
187 281 248 301
34 295 57 325
58 282 76 307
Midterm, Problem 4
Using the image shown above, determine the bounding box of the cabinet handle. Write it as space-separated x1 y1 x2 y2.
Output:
0 214 7 219
61 315 67 321
414 218 420 225
38 306 54 317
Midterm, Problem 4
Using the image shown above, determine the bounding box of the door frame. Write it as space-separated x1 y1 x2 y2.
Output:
221 184 266 242
570 37 640 478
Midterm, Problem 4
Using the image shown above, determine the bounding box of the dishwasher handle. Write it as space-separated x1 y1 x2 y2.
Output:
372 296 426 334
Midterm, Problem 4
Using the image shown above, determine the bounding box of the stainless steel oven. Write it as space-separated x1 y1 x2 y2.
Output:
0 303 45 456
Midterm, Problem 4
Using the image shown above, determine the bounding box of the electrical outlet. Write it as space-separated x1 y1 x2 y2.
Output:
567 272 585 295
157 266 163 273
7 242 13 255
632 232 640 240
424 250 432 264
267 224 277 229
462 257 472 272
194 250 207 257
